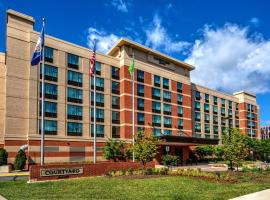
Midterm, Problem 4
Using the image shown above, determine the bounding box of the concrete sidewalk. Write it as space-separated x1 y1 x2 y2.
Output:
0 195 7 200
230 189 270 200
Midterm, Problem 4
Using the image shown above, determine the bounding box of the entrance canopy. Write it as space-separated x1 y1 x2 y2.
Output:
158 135 219 146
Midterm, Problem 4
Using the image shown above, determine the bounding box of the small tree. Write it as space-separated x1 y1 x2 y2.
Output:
14 149 27 170
103 139 126 162
0 148 8 166
162 155 180 169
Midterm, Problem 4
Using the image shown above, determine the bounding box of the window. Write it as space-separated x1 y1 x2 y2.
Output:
177 94 183 105
40 101 57 118
235 111 239 118
229 119 233 127
163 78 169 89
251 113 255 120
164 117 172 128
213 96 218 105
67 53 79 69
195 112 200 122
40 82 58 100
152 115 161 127
205 114 210 123
164 129 172 136
91 108 104 122
235 120 239 127
111 66 119 79
178 106 183 117
163 104 172 115
195 102 200 111
178 119 183 129
228 109 233 117
195 123 201 133
195 91 200 100
213 106 218 114
153 128 161 136
222 127 226 134
111 81 120 94
213 126 219 134
213 116 218 125
112 96 120 109
221 118 226 126
221 107 225 116
152 101 161 113
177 82 182 93
91 124 104 137
154 75 160 87
247 112 251 119
112 111 120 124
112 126 120 138
204 103 209 113
44 46 53 63
229 100 232 109
205 124 210 133
95 62 101 75
137 70 144 82
205 94 209 102
67 122 82 136
39 120 57 135
68 70 82 87
67 105 82 120
163 91 171 102
137 84 144 96
221 98 225 107
137 113 145 125
236 103 239 110
152 88 160 100
40 64 58 82
67 88 83 103
91 77 104 91
91 92 104 107
137 98 144 111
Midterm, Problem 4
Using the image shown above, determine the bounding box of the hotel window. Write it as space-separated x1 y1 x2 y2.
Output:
68 70 83 87
213 116 218 125
195 123 201 133
91 77 104 91
91 124 104 137
195 91 200 101
39 120 57 135
235 111 239 118
163 78 169 89
112 126 120 138
222 127 226 134
205 124 210 134
111 81 120 94
67 122 82 136
40 64 58 82
229 100 233 109
221 98 225 107
195 102 200 111
163 91 171 102
152 88 161 100
112 96 120 109
204 94 209 103
247 112 251 119
137 84 144 96
178 106 183 117
152 115 161 127
91 92 104 107
91 108 104 122
67 53 79 69
111 66 119 80
213 105 218 114
154 75 160 87
67 87 83 103
164 117 172 128
247 120 252 128
67 105 82 120
152 101 161 113
205 114 210 123
236 103 239 110
204 103 209 113
213 126 219 135
137 98 144 111
177 94 183 105
221 117 226 126
251 113 255 120
235 120 239 127
221 107 226 116
229 119 233 127
137 113 145 125
163 104 172 115
213 96 218 105
40 82 58 100
137 70 144 82
178 119 183 129
177 82 182 93
195 112 201 122
153 128 161 136
44 46 53 63
40 101 57 118
228 109 233 118
112 111 120 124
95 62 101 75
164 129 172 136
252 121 256 129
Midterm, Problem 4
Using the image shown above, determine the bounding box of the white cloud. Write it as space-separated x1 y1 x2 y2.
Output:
87 27 120 53
111 0 129 13
249 17 260 26
145 14 190 53
185 23 270 94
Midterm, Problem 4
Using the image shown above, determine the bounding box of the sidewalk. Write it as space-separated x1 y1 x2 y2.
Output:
230 189 270 200
0 171 29 177
0 195 7 200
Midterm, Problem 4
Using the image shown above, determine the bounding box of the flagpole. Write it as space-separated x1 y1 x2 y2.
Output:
40 18 45 166
93 39 97 164
132 53 135 162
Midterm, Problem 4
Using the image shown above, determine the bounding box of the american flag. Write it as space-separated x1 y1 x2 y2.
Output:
89 40 96 76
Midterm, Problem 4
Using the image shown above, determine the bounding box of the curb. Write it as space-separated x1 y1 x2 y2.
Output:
0 172 29 177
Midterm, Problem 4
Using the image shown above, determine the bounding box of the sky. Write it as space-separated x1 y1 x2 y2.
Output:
0 0 269 126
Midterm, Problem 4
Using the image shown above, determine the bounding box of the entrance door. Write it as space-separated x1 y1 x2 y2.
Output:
175 147 183 164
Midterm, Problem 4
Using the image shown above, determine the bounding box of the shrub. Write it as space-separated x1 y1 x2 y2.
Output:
159 167 169 175
127 167 134 175
14 150 27 170
120 169 126 176
145 168 153 175
162 155 180 168
0 148 8 166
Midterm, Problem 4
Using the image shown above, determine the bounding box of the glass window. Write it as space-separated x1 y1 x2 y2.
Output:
205 124 210 133
40 64 58 81
195 91 200 100
205 114 210 122
112 111 120 123
68 70 82 86
111 81 120 94
163 104 172 114
213 116 218 124
221 98 225 107
91 92 104 106
163 78 169 89
152 88 160 99
91 77 104 91
152 115 161 125
164 129 172 135
229 100 233 108
177 82 182 92
204 104 209 112
205 94 209 102
39 120 57 135
152 101 161 113
153 128 161 136
67 88 83 103
111 66 119 79
67 53 79 68
195 123 201 132
195 112 201 121
137 98 144 110
137 84 144 96
137 70 144 82
178 106 183 116
67 104 82 117
112 126 120 138
163 91 171 101
91 124 104 137
164 117 172 126
137 113 145 124
221 107 225 116
154 75 160 86
177 94 183 104
112 96 120 109
44 46 53 62
95 62 101 75
178 119 183 127
195 102 200 110
213 105 218 114
213 96 218 105
91 108 104 122
67 122 82 136
214 126 219 134
221 117 226 126
40 82 58 99
40 101 57 118
228 109 233 117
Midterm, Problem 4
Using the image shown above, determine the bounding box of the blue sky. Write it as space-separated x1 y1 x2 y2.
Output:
0 0 270 126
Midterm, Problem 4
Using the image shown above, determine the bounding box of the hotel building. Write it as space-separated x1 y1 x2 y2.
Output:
0 10 260 164
261 126 270 140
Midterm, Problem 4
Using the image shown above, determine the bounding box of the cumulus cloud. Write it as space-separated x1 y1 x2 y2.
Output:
111 0 129 13
87 27 120 53
145 14 190 53
185 24 270 94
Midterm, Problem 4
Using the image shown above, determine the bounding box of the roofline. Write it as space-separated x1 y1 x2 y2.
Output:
7 9 35 23
107 37 195 71
233 91 256 98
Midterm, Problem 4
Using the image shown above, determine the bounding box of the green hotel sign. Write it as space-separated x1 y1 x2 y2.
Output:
40 167 83 177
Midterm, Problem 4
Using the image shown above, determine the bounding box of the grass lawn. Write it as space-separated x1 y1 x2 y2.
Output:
0 173 270 200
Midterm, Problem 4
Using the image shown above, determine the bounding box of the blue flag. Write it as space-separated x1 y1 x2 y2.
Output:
31 25 44 66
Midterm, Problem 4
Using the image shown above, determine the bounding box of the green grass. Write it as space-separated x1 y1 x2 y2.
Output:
0 174 270 200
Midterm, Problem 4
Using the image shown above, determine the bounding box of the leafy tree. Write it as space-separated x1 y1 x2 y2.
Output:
195 145 214 160
162 155 180 169
14 149 27 170
103 139 125 162
222 128 248 171
213 145 224 161
0 148 8 166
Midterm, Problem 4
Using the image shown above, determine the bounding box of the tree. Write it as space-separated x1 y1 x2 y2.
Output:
162 155 180 169
14 149 27 170
133 131 158 169
195 145 214 161
222 128 248 171
0 148 8 166
103 139 126 162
